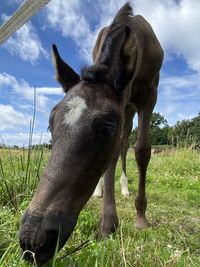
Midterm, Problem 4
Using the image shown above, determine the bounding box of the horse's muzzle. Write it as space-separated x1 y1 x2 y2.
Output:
19 209 78 265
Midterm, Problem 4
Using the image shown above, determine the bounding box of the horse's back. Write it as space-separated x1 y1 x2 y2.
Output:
128 15 164 83
93 14 164 84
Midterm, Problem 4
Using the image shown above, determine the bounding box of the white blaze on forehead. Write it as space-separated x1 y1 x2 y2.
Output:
63 96 87 126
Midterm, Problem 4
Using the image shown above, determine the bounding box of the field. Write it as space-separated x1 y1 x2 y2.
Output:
0 147 200 266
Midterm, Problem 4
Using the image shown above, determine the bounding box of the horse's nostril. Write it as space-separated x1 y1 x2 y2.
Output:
46 229 59 247
20 229 59 265
22 250 35 263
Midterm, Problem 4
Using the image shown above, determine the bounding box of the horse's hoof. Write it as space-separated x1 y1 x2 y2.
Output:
135 215 148 229
122 192 130 198
99 215 118 238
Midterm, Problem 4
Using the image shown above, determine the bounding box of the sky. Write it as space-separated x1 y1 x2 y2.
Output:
0 0 199 146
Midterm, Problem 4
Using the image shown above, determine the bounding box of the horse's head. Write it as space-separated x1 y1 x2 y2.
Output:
19 6 133 264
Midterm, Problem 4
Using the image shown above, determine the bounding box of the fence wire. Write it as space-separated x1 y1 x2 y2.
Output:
0 0 52 45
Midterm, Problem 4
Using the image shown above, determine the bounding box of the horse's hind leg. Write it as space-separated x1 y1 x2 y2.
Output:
120 104 136 196
93 177 103 197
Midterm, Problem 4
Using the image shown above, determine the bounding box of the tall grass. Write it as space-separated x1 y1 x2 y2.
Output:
0 145 44 210
0 88 44 211
170 129 199 150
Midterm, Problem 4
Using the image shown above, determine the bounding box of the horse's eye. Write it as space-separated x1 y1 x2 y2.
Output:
49 112 55 133
93 115 118 142
48 125 52 133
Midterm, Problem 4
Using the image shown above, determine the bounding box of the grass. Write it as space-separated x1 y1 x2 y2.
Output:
0 147 200 266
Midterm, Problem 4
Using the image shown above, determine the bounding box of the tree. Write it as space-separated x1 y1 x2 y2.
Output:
171 113 200 147
129 112 170 146
150 112 168 128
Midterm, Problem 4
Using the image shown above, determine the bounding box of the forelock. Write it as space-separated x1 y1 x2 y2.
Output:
63 95 87 126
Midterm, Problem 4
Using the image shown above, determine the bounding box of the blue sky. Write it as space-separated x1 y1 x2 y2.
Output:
0 0 199 146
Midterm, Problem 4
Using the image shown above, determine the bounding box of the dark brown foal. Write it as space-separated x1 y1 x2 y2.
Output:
19 3 163 264
92 5 163 235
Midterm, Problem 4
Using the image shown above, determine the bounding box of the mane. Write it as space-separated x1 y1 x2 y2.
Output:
81 2 133 86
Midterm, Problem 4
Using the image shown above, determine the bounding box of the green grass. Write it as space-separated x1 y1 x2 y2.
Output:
0 147 200 266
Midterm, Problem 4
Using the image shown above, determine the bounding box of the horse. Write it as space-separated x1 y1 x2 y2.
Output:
19 3 164 265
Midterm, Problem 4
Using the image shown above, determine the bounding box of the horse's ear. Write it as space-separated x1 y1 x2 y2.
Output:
99 3 134 93
82 3 134 95
52 44 80 92
82 25 132 94
103 26 132 93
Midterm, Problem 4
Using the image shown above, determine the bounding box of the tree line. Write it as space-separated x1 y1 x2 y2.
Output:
1 112 199 149
130 112 200 148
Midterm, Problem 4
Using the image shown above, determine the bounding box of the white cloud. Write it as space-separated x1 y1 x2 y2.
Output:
160 73 200 101
0 72 63 144
0 104 29 131
155 73 200 125
0 132 51 147
37 87 63 95
2 14 48 64
45 0 200 73
44 0 200 126
45 0 94 62
133 0 200 73
0 72 63 112
45 0 128 63
1 0 200 143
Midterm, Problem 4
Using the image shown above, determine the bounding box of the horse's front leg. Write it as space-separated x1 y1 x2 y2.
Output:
99 152 119 238
134 88 157 229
